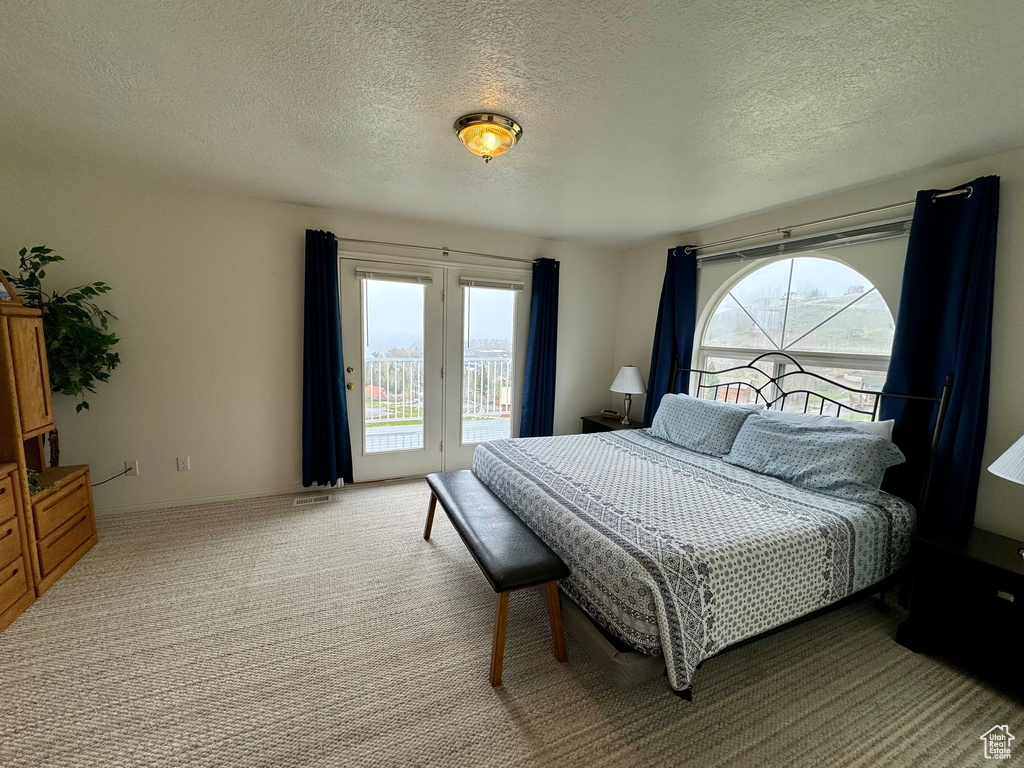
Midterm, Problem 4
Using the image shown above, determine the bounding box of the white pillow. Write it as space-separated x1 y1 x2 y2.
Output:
761 409 895 441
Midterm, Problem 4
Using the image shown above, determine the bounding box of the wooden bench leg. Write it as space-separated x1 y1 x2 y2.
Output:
423 492 437 540
545 581 568 663
490 591 510 687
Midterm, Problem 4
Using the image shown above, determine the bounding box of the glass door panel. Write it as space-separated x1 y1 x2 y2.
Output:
444 269 530 470
339 259 444 482
461 286 516 445
363 279 425 453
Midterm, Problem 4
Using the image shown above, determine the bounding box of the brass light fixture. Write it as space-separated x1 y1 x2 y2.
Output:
453 113 523 163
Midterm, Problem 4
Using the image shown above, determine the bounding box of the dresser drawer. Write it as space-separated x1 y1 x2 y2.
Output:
0 515 21 568
34 474 90 539
38 511 92 576
0 557 28 614
0 476 15 523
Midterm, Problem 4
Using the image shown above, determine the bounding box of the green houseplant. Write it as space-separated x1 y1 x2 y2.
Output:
4 246 120 464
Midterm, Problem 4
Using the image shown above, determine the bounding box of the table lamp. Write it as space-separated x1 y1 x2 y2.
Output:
610 365 646 427
987 433 1024 557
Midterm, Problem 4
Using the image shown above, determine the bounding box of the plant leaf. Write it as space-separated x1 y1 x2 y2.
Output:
12 246 120 413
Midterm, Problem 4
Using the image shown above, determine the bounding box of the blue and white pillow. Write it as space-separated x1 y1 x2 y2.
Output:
723 413 906 504
761 409 895 441
651 393 760 456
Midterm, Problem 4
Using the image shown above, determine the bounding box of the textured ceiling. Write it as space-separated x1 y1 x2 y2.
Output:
2 0 1024 246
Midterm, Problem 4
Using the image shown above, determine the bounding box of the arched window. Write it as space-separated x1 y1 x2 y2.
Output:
698 256 895 413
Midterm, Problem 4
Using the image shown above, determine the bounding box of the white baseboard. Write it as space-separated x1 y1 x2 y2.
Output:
95 482 329 515
94 475 431 516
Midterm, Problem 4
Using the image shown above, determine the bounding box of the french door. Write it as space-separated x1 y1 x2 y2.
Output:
338 255 529 482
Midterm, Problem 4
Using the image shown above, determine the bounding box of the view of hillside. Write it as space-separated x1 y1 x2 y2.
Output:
698 257 894 414
705 289 895 355
704 258 895 356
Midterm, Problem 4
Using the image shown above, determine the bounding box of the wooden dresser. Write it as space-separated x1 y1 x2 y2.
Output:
0 461 33 632
0 296 97 632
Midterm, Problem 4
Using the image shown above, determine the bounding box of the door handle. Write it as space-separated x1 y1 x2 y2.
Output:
346 382 355 391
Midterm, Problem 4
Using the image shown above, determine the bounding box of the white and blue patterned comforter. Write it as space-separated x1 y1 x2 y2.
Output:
472 429 915 691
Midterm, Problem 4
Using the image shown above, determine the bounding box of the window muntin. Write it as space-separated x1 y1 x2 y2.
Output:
698 256 895 411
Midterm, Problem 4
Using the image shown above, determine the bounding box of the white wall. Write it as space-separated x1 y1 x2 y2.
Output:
6 145 1023 539
0 167 622 512
613 145 1024 540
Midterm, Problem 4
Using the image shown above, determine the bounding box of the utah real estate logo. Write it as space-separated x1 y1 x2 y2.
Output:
980 725 1014 760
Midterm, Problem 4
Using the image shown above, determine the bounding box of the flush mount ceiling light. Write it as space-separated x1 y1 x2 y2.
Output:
453 113 523 163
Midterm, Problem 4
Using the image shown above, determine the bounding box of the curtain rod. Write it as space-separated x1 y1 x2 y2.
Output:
686 185 973 256
333 236 537 265
694 217 911 268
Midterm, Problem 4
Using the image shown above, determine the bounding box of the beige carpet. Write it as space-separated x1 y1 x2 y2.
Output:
0 480 1019 767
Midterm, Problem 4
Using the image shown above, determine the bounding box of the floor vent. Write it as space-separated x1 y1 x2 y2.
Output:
293 494 332 506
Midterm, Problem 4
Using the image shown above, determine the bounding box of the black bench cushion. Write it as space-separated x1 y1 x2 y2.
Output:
426 470 570 593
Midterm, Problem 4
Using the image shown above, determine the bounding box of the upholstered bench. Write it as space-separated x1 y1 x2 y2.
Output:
424 470 570 686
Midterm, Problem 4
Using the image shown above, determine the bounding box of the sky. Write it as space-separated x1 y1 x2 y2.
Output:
731 256 873 305
363 280 515 355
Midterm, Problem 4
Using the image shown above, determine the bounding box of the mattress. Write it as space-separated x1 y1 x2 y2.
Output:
473 429 915 690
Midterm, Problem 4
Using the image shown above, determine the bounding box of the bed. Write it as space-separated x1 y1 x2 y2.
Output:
471 354 950 692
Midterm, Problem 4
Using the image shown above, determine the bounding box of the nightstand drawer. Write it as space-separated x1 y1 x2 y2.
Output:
972 568 1024 659
0 516 21 569
913 554 1020 642
904 532 1024 687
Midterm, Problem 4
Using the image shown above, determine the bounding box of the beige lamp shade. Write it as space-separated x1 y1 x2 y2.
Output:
989 434 1024 485
610 366 646 395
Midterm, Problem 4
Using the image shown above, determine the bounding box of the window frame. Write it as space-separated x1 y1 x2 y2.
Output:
695 254 894 405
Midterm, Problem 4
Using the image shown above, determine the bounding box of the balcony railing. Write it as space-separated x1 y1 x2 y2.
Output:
364 358 424 425
363 357 513 451
462 357 513 420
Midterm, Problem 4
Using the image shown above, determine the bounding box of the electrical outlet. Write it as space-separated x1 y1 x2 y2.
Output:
124 460 139 476
176 456 190 472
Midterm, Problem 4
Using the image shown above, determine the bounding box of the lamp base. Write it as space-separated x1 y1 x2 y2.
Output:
621 394 633 427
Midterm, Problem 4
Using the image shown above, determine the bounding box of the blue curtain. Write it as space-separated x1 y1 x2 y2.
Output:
519 258 560 438
302 229 354 486
643 246 698 426
880 176 999 530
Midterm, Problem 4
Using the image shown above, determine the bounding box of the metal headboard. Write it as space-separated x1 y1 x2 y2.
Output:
669 352 953 510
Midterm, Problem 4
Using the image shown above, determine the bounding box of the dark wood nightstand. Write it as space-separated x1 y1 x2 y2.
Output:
896 527 1024 694
581 415 645 434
